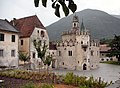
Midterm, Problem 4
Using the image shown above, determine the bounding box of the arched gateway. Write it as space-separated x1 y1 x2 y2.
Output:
83 63 87 70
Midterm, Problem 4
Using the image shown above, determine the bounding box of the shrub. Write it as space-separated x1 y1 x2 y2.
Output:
63 72 111 88
40 84 54 88
21 82 35 88
64 72 74 85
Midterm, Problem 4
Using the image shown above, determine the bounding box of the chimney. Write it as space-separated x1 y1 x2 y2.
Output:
12 18 16 26
13 18 16 20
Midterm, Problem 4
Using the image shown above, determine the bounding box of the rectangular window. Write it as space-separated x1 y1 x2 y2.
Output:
91 50 94 56
52 52 54 55
37 30 39 33
68 51 72 56
58 51 61 56
0 49 3 57
0 33 4 41
21 40 23 45
11 50 15 57
97 51 99 56
33 52 35 58
12 35 15 42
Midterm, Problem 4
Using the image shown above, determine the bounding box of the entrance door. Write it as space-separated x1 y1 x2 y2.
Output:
83 64 87 70
52 60 55 68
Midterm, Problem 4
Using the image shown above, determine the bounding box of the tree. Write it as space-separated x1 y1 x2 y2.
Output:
108 35 120 61
34 0 77 17
18 52 30 69
100 38 112 44
33 39 48 71
44 54 52 72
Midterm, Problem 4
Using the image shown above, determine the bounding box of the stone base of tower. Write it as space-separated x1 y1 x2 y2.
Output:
56 62 94 71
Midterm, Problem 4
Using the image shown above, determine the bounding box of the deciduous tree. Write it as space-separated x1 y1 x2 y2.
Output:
108 35 120 61
18 52 30 69
44 54 52 72
33 40 48 63
33 39 49 71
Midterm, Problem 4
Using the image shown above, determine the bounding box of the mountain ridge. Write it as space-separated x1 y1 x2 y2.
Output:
46 9 120 41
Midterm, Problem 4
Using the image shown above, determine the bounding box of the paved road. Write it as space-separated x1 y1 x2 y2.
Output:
53 63 120 83
106 80 120 88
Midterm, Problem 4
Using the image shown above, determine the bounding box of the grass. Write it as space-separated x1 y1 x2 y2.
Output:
100 61 120 65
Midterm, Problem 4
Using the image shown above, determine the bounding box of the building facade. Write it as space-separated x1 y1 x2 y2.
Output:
100 44 117 62
11 15 49 69
55 15 99 70
0 19 19 67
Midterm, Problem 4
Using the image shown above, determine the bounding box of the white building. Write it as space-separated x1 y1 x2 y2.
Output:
100 44 117 62
0 19 19 67
54 15 99 70
11 15 49 69
49 42 57 68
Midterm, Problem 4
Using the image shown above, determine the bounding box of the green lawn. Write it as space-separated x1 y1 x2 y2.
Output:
100 61 120 65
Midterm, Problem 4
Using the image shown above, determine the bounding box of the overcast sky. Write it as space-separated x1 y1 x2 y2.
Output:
0 0 120 26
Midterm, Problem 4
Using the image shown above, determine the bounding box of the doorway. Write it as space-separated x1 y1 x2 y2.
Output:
83 63 87 70
52 59 55 68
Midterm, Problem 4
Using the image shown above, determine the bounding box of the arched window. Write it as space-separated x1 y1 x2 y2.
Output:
81 41 83 44
41 30 45 37
62 62 64 65
74 23 76 27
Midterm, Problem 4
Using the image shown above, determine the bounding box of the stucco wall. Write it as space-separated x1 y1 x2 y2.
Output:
29 27 49 69
19 37 30 54
0 31 19 67
57 29 100 71
90 45 100 69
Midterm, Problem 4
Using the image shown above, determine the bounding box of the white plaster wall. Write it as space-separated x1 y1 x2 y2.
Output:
57 31 99 71
90 45 100 69
30 27 49 69
19 37 30 53
62 34 76 41
0 31 19 67
57 32 91 70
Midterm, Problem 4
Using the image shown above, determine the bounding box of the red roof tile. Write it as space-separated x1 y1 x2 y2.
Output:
49 42 57 50
10 15 45 38
100 44 111 52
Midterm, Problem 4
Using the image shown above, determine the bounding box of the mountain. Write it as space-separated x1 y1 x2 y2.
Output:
46 9 120 41
113 15 120 19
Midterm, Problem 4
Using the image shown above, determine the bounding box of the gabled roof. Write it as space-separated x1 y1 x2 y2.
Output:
0 19 19 33
10 15 45 38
